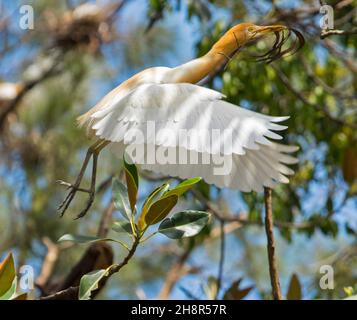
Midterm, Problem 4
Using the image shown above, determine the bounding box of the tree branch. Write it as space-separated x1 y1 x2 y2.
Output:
264 187 282 300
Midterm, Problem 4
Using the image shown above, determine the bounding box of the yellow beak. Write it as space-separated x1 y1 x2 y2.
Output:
255 25 287 36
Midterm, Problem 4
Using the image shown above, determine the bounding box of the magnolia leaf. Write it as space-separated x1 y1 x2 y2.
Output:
112 178 132 221
79 268 109 300
141 194 178 229
138 183 170 230
0 253 16 297
112 221 133 235
158 211 210 239
165 177 202 198
287 273 302 300
58 234 117 244
123 157 139 214
223 279 253 300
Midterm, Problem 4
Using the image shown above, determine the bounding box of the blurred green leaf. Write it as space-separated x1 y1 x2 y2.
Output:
223 279 253 300
0 253 16 297
58 234 117 244
287 273 302 300
112 221 133 235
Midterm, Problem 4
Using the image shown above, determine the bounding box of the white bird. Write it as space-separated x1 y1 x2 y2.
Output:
58 22 303 218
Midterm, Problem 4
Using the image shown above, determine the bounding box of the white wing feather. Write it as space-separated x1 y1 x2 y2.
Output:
88 83 298 191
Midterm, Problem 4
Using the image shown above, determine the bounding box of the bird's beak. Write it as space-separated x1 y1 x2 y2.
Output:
253 25 287 37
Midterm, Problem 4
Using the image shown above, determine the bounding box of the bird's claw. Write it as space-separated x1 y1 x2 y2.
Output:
57 180 93 218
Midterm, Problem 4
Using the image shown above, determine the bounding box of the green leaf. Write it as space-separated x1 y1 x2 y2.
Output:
79 268 109 300
158 211 210 239
223 279 253 300
286 273 302 300
58 234 117 244
0 253 16 297
112 221 133 235
123 157 139 214
138 182 170 230
112 178 132 221
0 279 16 300
164 177 202 198
140 194 178 229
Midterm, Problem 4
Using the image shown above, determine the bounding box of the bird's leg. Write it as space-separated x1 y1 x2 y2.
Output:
74 143 101 220
57 140 108 217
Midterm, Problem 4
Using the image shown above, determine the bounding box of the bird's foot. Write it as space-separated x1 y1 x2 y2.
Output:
56 180 92 218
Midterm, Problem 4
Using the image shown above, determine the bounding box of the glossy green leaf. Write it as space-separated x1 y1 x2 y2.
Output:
58 234 117 244
140 194 178 229
112 178 132 221
164 177 202 198
112 221 133 235
124 157 138 214
79 268 109 300
0 253 16 297
287 273 302 300
158 211 210 239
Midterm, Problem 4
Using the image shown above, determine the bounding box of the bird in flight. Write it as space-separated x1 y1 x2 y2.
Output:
57 22 304 219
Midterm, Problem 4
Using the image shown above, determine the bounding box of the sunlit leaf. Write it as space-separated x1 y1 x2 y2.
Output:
0 253 16 297
158 211 210 239
79 268 109 300
164 177 202 197
112 178 132 221
58 234 117 244
138 182 170 230
140 194 178 230
287 273 302 300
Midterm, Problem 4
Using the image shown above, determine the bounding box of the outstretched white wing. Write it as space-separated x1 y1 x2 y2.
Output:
88 83 298 192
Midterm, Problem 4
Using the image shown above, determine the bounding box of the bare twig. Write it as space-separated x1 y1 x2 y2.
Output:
215 220 225 300
264 187 282 300
158 246 194 299
321 28 357 39
35 237 60 291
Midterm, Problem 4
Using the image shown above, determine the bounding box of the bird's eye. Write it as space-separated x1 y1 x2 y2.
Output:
247 26 255 33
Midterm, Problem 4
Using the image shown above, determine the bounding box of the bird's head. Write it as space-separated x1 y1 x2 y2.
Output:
211 22 304 63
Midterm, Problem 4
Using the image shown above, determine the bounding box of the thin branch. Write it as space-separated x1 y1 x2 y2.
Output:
321 29 357 39
264 187 282 300
215 220 225 300
158 246 194 299
271 64 357 130
35 237 60 291
41 236 140 300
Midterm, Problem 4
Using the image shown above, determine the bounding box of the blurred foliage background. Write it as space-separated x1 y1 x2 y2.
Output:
0 0 356 300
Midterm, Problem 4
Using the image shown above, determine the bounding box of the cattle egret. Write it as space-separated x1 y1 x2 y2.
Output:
58 23 304 218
